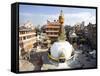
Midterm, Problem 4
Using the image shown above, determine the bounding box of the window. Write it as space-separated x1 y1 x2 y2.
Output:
23 36 26 40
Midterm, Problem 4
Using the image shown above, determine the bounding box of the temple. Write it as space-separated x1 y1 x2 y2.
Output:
44 10 64 42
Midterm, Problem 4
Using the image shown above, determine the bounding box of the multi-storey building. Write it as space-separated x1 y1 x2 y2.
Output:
44 10 64 42
86 23 96 49
74 21 85 33
19 21 36 53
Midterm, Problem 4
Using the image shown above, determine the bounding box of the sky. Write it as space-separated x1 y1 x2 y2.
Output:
19 4 96 26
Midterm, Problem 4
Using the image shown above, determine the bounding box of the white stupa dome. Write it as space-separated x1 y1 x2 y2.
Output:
50 41 74 60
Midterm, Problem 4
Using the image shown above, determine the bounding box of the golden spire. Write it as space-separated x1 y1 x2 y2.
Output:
60 10 63 16
59 10 64 25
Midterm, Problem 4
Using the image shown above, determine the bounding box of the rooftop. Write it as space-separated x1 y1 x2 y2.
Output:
19 21 35 32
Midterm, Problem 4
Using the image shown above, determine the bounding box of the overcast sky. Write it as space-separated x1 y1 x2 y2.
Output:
19 4 96 26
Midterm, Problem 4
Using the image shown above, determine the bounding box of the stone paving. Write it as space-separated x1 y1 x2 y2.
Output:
19 46 97 71
19 60 35 71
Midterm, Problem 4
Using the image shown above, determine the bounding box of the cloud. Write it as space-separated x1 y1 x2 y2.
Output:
19 11 96 26
64 12 96 26
42 12 96 26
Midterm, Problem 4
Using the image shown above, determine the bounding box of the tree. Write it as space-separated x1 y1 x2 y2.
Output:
36 25 41 35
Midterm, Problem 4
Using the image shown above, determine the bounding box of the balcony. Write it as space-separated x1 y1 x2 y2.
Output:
19 32 36 37
46 30 59 33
